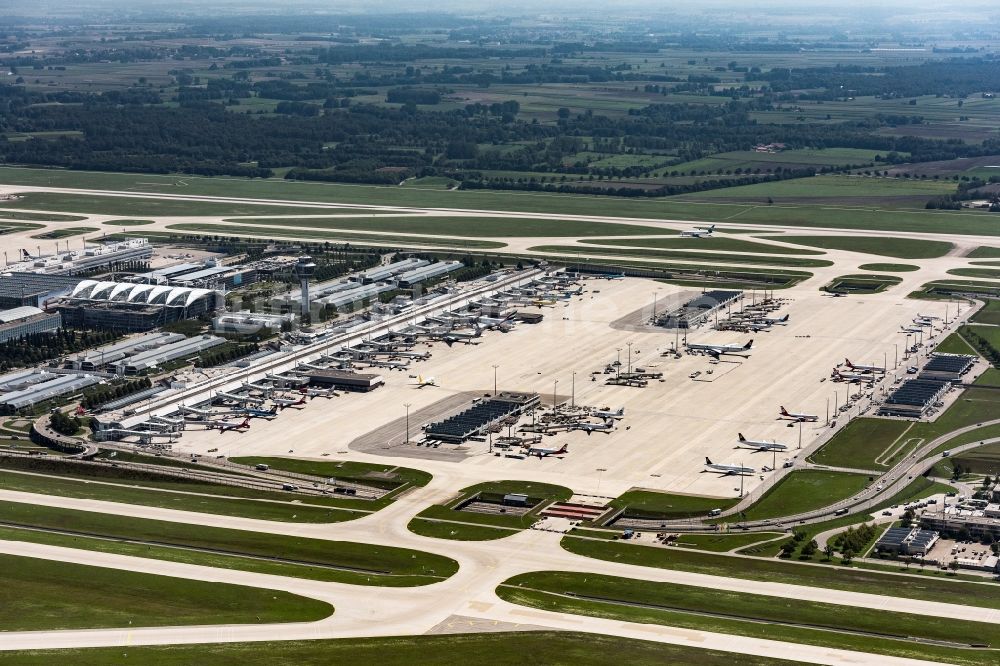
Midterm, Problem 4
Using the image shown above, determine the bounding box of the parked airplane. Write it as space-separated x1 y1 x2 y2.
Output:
911 319 934 328
528 443 568 458
760 314 789 325
736 433 788 452
779 406 819 422
918 313 941 321
576 419 615 435
214 418 250 433
413 375 438 388
530 298 557 307
477 313 517 330
273 395 307 409
592 407 625 420
900 325 923 334
844 358 885 373
832 368 868 383
704 457 755 475
603 273 625 280
686 339 753 358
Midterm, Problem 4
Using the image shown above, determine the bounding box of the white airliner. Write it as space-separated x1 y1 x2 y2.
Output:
844 358 885 373
760 314 789 325
528 443 568 458
687 339 753 358
592 407 625 420
779 406 819 422
214 417 250 433
413 375 438 388
704 457 755 475
478 313 517 330
576 419 615 435
736 433 788 451
680 224 715 238
900 325 923 334
918 313 941 321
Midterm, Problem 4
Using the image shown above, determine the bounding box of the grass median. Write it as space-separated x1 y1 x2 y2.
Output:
497 571 1000 666
0 632 807 666
0 500 458 586
0 553 332 631
0 468 366 523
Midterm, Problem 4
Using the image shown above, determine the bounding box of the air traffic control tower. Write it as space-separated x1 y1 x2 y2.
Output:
293 256 317 317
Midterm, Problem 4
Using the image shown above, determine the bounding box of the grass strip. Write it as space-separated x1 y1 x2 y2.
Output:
0 632 806 666
0 500 458 586
0 553 332 631
498 572 1000 666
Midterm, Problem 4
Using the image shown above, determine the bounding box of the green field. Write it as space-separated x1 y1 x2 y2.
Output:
4 167 1000 237
608 490 740 520
857 263 920 272
936 329 978 354
498 571 1000 666
562 534 1000 609
528 245 832 268
918 279 1000 299
762 235 952 259
669 148 890 174
0 191 338 217
0 500 458 586
969 246 1000 258
219 216 671 238
407 480 572 540
577 236 823 255
30 226 98 239
0 209 86 222
808 419 912 469
0 632 806 666
0 467 366 523
170 223 510 249
0 553 332 631
678 174 954 203
738 471 872 521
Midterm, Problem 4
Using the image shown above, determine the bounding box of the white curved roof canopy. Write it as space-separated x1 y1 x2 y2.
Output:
67 280 216 307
